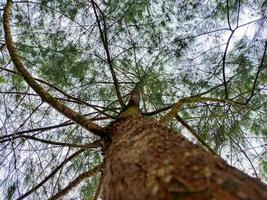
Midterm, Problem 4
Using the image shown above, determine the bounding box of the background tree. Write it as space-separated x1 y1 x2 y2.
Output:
0 0 267 199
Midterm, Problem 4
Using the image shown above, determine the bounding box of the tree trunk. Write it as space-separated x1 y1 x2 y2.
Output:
102 116 267 200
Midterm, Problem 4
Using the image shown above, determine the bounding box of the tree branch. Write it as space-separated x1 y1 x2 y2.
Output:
93 174 103 200
159 96 247 124
145 80 239 117
246 40 267 104
0 42 6 51
175 114 217 155
0 66 116 118
144 105 173 116
226 0 232 31
0 113 108 143
13 0 87 30
17 149 86 200
90 0 125 108
222 30 235 99
48 163 103 200
3 0 104 137
226 132 259 178
12 135 102 149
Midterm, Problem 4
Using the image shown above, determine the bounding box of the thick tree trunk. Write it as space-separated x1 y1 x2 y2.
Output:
102 116 267 200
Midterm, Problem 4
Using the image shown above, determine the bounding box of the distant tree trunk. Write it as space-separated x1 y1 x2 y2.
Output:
102 116 267 200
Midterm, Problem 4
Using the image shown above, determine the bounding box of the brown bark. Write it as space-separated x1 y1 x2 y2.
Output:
102 116 267 200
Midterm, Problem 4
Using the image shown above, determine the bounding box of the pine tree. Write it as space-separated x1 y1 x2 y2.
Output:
1 0 267 199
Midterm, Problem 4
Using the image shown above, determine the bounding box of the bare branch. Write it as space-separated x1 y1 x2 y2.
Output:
145 79 241 117
236 0 241 27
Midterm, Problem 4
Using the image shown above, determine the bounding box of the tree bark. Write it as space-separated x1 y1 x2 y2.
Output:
102 116 267 200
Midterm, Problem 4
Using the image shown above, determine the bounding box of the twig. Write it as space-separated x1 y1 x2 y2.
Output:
222 30 235 99
6 135 102 149
175 115 217 155
159 96 246 124
246 41 267 104
226 0 232 31
90 0 125 108
144 105 173 116
0 42 6 51
0 67 115 119
13 1 87 30
48 163 103 200
17 149 86 200
226 133 259 178
93 174 103 200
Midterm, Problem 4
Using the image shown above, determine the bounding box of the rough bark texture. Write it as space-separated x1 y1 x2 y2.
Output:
102 117 267 200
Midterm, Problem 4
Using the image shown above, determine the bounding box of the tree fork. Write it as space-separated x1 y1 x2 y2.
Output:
102 116 267 200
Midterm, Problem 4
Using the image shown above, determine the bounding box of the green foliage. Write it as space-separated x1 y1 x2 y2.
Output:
107 0 148 22
145 72 168 107
0 0 266 199
0 76 5 84
260 160 267 181
6 184 16 200
80 175 100 200
39 43 90 86
11 74 25 90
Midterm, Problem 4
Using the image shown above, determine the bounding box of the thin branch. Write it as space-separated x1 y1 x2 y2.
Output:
222 30 235 99
236 0 241 27
232 144 267 156
0 113 108 142
48 163 103 200
159 96 246 124
220 15 263 100
145 79 240 117
175 115 217 155
226 0 232 31
3 0 104 137
90 0 125 108
0 42 6 51
93 175 103 200
246 40 267 104
16 136 102 149
226 133 259 178
0 121 73 142
144 105 173 116
0 91 90 104
211 111 259 179
0 66 115 119
13 1 87 30
17 149 86 200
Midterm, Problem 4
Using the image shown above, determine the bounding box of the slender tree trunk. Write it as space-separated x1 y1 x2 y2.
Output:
102 116 267 200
